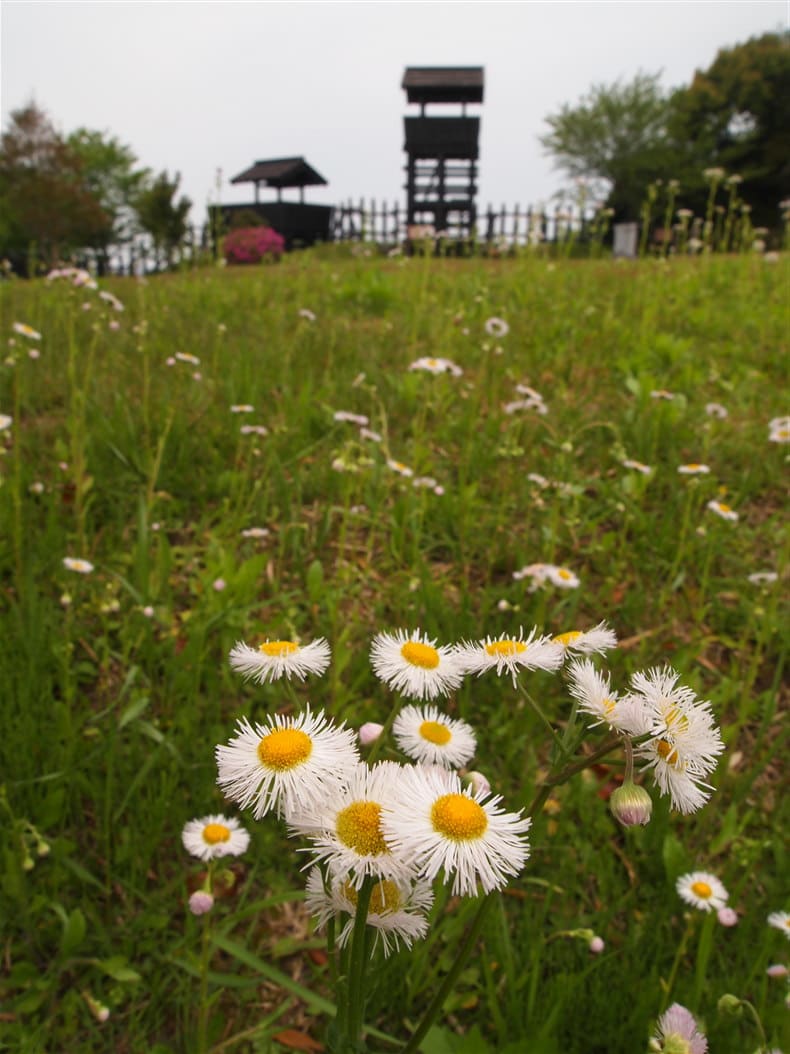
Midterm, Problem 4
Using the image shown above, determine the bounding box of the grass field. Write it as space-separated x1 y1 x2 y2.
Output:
0 246 788 1054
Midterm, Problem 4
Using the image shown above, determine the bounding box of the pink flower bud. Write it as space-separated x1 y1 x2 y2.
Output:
465 771 492 797
717 906 738 927
767 963 789 978
188 890 214 916
358 722 384 746
609 782 653 826
589 936 605 954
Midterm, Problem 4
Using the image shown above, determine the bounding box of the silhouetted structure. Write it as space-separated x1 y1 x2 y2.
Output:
214 157 332 249
402 67 484 239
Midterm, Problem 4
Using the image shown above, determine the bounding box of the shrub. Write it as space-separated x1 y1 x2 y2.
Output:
223 226 284 264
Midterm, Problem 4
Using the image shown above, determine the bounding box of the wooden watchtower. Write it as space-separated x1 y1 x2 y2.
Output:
402 67 484 238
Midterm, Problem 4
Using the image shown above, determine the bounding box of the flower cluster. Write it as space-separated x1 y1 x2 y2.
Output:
568 661 724 815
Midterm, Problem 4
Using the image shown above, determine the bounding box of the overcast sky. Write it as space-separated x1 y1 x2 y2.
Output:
1 1 786 223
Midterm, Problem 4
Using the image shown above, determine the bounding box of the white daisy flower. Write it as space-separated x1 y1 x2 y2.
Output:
334 410 369 426
174 352 200 365
629 668 724 814
239 424 269 436
392 705 477 769
678 463 710 475
457 627 563 686
412 475 438 489
707 499 738 521
359 426 382 443
650 389 676 401
567 659 650 735
0 414 12 431
240 527 270 539
298 308 316 322
12 322 42 341
526 472 549 488
230 404 255 413
652 1003 708 1054
409 356 463 377
676 871 729 912
484 317 509 337
550 622 618 661
769 416 790 431
543 565 580 589
769 424 790 443
381 765 530 897
98 290 124 312
622 458 653 475
215 707 359 820
229 637 331 684
748 571 778 585
515 383 543 401
705 402 728 419
370 628 465 701
63 557 94 574
504 397 548 415
293 762 416 886
387 459 414 478
181 814 250 861
305 867 433 956
768 911 790 939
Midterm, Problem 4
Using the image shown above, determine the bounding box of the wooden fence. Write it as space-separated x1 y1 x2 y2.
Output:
99 201 600 275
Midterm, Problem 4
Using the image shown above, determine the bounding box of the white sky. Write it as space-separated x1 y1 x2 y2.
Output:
1 1 787 224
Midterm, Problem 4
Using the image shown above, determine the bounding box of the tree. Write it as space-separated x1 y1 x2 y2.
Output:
133 171 192 270
539 72 678 220
0 104 110 270
66 128 149 271
668 32 790 226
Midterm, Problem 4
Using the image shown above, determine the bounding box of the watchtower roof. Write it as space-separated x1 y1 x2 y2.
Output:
402 67 484 105
230 157 328 188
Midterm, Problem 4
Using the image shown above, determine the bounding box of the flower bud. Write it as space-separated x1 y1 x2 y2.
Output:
717 993 743 1018
589 935 605 954
463 771 492 797
766 963 788 978
188 890 215 916
609 781 653 826
717 906 738 927
358 722 384 746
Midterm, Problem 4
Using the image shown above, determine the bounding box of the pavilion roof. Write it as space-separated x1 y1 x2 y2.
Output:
230 157 328 188
402 67 484 105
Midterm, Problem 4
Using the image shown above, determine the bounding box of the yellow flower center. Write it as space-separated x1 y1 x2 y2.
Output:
686 464 702 470
663 705 689 732
342 878 402 914
557 569 573 580
202 823 230 845
485 640 526 657
431 793 488 841
690 880 712 899
717 502 731 513
401 641 440 669
419 720 451 745
335 801 389 856
259 640 299 657
257 728 313 770
552 631 582 646
603 698 616 715
426 358 439 367
656 739 680 767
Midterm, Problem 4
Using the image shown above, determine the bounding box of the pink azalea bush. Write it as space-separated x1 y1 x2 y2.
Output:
223 226 285 265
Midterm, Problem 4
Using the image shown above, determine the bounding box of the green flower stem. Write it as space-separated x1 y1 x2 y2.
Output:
740 999 768 1050
400 891 496 1054
526 733 622 817
660 914 694 1012
346 875 375 1045
197 862 216 1054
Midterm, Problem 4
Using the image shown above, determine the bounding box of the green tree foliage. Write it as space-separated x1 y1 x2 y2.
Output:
66 128 149 269
0 104 110 270
133 171 192 270
539 72 677 220
669 31 790 225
